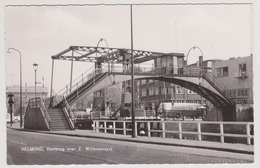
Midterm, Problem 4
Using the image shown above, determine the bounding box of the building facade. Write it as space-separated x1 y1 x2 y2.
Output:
120 54 208 115
211 55 253 121
6 85 48 115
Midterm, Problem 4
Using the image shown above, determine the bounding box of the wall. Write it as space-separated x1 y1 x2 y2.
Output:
211 56 253 98
211 56 253 121
24 107 49 130
204 107 223 121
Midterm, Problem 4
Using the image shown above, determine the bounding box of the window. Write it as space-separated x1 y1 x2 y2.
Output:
215 67 228 77
244 89 248 96
167 87 172 94
126 86 131 93
141 89 147 97
240 89 244 97
223 67 228 76
239 63 247 77
156 58 161 68
232 90 236 97
136 80 140 86
215 68 222 77
161 87 166 95
148 87 154 96
148 79 153 83
161 57 167 67
176 86 183 94
188 89 196 94
154 87 159 95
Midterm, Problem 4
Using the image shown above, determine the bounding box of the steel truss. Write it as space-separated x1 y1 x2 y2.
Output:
51 46 184 64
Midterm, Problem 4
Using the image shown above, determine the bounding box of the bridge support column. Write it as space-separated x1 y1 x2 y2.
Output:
69 50 74 93
50 59 55 97
222 105 236 121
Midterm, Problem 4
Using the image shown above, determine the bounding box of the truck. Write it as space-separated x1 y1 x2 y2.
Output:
157 102 206 120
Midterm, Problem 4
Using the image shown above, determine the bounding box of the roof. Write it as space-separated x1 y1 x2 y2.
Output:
51 46 185 64
6 86 48 93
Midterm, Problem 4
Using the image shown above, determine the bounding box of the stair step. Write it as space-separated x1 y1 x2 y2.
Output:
46 107 72 130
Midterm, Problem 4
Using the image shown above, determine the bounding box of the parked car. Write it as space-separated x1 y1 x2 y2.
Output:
6 113 20 123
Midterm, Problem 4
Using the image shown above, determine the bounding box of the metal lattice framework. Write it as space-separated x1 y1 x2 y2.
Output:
51 46 184 64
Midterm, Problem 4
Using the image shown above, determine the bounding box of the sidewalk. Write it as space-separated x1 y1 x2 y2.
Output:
7 123 254 155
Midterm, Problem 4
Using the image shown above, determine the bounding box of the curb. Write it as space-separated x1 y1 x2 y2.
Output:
7 127 254 155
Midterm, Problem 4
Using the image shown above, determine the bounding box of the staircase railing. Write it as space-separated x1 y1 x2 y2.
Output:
202 71 235 104
54 65 95 97
54 65 110 102
27 97 51 130
62 96 75 130
111 104 122 118
66 72 109 104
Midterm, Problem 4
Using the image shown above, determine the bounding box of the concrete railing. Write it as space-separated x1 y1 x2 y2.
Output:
26 97 51 130
92 120 254 145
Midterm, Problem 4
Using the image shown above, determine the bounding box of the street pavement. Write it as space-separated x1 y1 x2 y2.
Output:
7 128 253 165
7 123 254 154
6 123 255 165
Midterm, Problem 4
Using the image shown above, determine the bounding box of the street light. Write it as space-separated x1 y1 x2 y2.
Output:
7 47 23 128
186 46 203 66
185 46 204 75
186 46 204 105
130 5 136 138
96 38 109 73
33 63 38 99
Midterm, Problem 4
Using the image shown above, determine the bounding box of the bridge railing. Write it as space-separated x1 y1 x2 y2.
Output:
104 64 206 77
92 120 254 145
62 96 75 130
103 64 182 76
54 65 95 97
202 72 235 101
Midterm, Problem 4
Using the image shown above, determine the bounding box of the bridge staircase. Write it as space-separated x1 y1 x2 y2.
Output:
111 104 122 118
54 72 108 108
25 97 74 131
202 72 234 105
47 108 71 130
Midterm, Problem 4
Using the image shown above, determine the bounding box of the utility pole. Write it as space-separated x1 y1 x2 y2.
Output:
130 4 136 138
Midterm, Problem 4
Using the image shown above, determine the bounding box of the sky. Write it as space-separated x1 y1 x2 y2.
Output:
4 3 253 95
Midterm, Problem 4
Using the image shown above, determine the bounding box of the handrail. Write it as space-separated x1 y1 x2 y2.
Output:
66 72 109 104
39 98 52 124
111 104 122 118
54 65 95 96
27 97 51 130
92 120 254 145
202 71 235 103
55 67 108 100
62 96 75 130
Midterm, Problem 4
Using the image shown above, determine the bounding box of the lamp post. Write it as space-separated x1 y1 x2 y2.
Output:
186 46 203 65
7 48 23 128
96 38 109 73
33 63 38 99
130 4 136 138
186 46 204 104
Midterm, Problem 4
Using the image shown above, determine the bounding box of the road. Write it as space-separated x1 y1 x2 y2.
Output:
7 128 253 165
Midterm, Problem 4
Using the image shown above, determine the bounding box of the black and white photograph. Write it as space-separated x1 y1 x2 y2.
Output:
1 0 259 167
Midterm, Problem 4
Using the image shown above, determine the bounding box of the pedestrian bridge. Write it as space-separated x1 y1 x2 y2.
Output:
49 46 236 121
51 64 235 121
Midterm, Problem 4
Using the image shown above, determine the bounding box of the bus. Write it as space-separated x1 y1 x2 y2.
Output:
157 102 206 120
